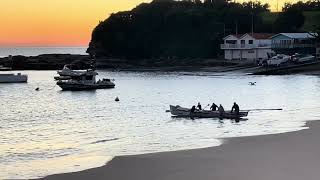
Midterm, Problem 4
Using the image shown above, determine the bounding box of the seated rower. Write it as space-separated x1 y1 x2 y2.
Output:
231 102 240 115
197 102 202 110
218 104 225 116
190 105 196 113
210 103 218 111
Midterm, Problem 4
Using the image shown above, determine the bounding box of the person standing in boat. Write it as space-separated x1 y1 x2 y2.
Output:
218 104 225 117
210 103 218 111
231 102 240 115
197 102 202 110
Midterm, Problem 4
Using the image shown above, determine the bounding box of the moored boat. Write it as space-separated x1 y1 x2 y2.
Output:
169 105 248 119
0 73 28 83
57 78 115 90
55 67 115 91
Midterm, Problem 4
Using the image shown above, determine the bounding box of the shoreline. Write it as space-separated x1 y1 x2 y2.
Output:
1 53 320 75
39 120 320 180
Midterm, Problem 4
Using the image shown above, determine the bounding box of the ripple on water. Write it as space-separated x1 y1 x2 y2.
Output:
1 71 320 179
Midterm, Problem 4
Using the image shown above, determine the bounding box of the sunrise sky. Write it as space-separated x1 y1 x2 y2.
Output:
0 0 293 47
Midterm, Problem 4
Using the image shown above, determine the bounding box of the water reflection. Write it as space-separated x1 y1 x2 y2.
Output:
0 71 320 179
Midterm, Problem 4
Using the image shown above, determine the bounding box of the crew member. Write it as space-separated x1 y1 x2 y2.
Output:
231 102 240 115
210 103 218 111
190 105 196 113
197 102 202 110
218 104 225 117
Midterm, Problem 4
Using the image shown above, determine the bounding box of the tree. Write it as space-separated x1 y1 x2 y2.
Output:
273 8 305 32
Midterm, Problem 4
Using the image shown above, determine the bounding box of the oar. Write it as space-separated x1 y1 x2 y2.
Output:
202 104 211 110
243 108 283 111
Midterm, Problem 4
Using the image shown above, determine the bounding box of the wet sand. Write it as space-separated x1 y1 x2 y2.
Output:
40 121 320 180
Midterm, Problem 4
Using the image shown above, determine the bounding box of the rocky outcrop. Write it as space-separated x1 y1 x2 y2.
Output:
0 54 92 70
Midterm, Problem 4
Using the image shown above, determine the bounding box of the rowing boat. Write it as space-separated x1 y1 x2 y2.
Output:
169 105 249 119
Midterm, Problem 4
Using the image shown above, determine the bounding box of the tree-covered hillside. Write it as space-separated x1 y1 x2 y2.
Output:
87 0 319 59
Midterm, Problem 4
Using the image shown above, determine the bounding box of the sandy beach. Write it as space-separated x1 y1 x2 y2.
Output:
40 120 320 180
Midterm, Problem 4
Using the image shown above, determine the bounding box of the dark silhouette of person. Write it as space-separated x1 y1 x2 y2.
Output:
197 102 202 110
190 105 196 113
218 104 225 117
210 103 218 111
231 102 240 115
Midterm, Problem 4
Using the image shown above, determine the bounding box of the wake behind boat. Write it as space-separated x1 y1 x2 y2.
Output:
169 105 249 119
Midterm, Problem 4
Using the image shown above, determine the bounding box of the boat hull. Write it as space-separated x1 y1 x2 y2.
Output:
0 74 28 83
57 82 115 91
170 105 248 119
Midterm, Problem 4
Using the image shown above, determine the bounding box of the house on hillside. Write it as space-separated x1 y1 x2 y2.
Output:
271 33 317 55
221 33 275 61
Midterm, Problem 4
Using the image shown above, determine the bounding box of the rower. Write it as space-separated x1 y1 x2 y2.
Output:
231 102 240 115
218 104 225 116
190 105 196 113
210 103 218 111
197 102 202 110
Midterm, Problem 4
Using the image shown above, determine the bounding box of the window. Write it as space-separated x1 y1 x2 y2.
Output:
248 40 253 44
241 40 245 44
248 50 255 53
226 40 237 44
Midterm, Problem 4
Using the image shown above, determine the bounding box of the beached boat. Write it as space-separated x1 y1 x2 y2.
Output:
169 105 249 119
0 73 28 83
291 53 315 63
267 54 290 66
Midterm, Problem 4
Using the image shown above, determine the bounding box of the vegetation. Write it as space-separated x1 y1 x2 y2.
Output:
87 0 320 59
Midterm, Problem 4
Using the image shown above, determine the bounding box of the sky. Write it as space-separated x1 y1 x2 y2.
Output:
0 0 292 47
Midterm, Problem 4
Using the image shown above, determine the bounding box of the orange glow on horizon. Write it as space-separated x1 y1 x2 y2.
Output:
0 0 151 47
0 0 295 47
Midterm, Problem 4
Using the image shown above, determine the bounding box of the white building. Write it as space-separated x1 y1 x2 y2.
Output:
221 33 275 60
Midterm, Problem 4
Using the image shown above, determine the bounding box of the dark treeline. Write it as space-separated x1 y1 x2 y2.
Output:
283 0 320 11
87 0 319 59
274 0 320 32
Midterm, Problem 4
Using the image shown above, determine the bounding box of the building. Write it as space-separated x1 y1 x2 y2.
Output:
271 33 317 55
221 33 275 61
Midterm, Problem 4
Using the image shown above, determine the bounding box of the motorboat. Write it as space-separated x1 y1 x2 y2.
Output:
55 66 115 91
291 53 315 63
0 73 28 83
169 105 249 119
57 64 90 76
267 54 290 66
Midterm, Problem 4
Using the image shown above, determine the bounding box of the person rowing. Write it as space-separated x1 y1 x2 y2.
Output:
231 102 240 115
197 102 202 110
218 104 225 117
210 102 218 111
190 105 196 113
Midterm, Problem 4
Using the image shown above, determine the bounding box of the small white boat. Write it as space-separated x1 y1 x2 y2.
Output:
0 65 12 71
57 65 89 76
291 53 315 63
0 73 28 83
267 54 290 66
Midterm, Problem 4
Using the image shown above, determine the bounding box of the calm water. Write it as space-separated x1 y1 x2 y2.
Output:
0 47 87 57
1 71 320 179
